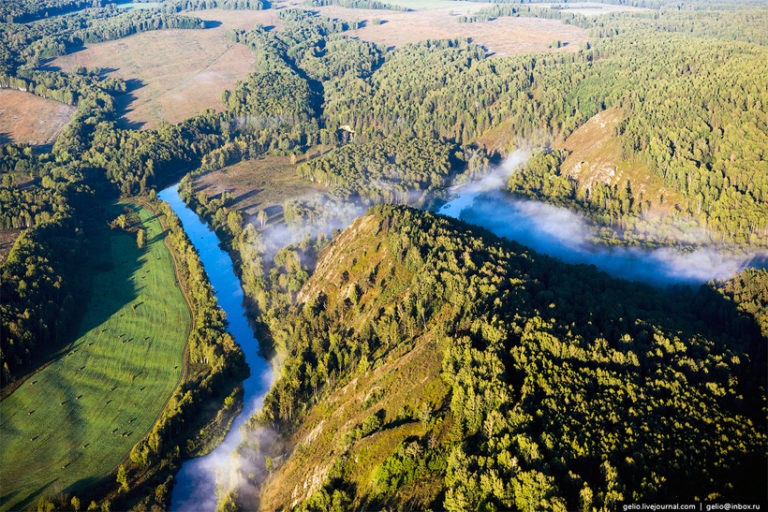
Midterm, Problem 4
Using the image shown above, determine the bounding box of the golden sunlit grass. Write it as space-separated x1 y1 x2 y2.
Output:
193 153 326 224
49 9 280 129
0 90 74 146
313 3 589 57
558 108 682 213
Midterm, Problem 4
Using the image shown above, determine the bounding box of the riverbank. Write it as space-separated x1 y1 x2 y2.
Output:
159 185 275 512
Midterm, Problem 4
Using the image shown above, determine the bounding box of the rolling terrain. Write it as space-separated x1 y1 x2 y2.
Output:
252 205 767 510
1 0 767 510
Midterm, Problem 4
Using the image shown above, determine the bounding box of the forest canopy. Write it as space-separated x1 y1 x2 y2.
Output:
249 205 767 511
1 0 767 509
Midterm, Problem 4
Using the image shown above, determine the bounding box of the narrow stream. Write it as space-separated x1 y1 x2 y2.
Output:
158 185 272 512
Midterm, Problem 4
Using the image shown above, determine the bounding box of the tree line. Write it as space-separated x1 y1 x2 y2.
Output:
304 0 410 11
296 138 455 204
0 210 84 386
165 0 270 12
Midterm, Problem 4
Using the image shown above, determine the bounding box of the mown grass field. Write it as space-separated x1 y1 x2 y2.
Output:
0 203 190 512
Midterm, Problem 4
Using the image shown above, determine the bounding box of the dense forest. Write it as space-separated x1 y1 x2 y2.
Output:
315 33 768 243
1 0 767 509
296 138 455 204
0 210 84 385
243 205 767 511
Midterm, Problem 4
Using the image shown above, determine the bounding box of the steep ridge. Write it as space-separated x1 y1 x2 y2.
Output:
247 205 766 511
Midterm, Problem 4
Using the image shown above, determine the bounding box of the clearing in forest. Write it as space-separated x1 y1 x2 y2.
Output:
0 229 22 264
0 203 190 512
310 1 589 56
558 108 681 213
0 90 75 146
194 153 326 224
48 9 278 130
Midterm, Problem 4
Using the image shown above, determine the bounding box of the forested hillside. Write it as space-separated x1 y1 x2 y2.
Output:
240 206 767 511
1 0 767 509
315 30 768 243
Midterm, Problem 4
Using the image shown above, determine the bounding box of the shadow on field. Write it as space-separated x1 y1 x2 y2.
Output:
7 479 57 511
233 188 261 206
63 476 101 497
72 204 144 344
0 491 18 509
0 132 10 145
114 78 146 131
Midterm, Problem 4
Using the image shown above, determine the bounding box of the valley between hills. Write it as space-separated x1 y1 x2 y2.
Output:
0 0 766 511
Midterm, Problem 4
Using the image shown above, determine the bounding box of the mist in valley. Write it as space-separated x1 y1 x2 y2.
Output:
168 146 766 510
438 151 767 285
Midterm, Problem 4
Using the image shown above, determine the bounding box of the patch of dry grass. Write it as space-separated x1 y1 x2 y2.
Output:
311 3 589 56
49 9 279 130
0 90 74 146
558 108 682 213
193 154 325 224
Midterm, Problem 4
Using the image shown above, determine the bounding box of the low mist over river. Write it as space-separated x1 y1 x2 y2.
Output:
160 150 764 509
159 185 275 512
438 152 766 285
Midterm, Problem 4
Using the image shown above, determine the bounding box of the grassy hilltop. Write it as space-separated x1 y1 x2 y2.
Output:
247 205 767 510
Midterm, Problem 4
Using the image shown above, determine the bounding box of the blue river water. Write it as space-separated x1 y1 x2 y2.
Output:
159 185 272 512
159 160 764 508
437 190 765 286
435 151 766 286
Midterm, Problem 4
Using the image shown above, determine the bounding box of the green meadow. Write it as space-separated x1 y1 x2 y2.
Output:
0 203 190 512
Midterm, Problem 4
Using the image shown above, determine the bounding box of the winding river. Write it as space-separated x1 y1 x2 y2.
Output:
437 153 766 285
159 185 273 512
159 158 764 508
